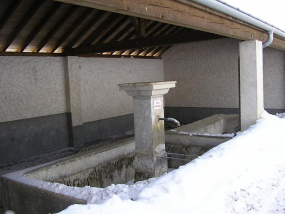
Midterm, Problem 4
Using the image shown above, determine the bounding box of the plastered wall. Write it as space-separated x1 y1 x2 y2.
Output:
263 48 285 109
0 56 164 124
0 56 67 123
163 38 285 110
68 57 164 124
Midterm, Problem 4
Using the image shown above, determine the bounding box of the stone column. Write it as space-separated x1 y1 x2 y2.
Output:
239 40 264 131
66 56 85 149
119 81 176 181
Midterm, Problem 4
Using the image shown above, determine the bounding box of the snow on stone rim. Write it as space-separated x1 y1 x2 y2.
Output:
57 111 285 214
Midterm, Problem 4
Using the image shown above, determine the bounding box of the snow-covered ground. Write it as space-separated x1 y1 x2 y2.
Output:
55 111 285 214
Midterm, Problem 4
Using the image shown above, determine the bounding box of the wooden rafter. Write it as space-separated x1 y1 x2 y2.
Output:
1 0 44 52
64 10 105 49
80 13 123 46
138 26 180 56
97 16 129 44
34 5 77 52
67 30 223 56
91 14 125 45
0 0 22 31
0 52 65 57
130 17 147 38
50 8 93 53
19 1 62 52
56 0 285 51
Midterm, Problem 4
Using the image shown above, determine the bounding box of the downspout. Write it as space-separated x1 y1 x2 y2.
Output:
178 0 278 133
262 30 274 48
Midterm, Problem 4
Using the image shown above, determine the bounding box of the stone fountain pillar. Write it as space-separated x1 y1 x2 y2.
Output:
119 81 176 181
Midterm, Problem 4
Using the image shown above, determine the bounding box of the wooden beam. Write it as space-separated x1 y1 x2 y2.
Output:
64 10 105 49
97 16 129 44
80 13 123 46
19 1 62 52
0 0 22 31
34 5 77 52
155 45 172 57
1 0 44 52
139 26 181 56
146 22 163 37
0 52 65 57
67 30 223 55
78 53 160 59
50 8 93 53
129 17 139 30
56 0 285 51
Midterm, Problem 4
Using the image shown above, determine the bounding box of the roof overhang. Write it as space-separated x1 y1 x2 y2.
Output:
56 0 285 51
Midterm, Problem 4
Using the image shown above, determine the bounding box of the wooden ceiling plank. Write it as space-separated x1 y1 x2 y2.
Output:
34 5 77 53
129 17 139 30
132 25 178 56
19 2 62 52
91 14 125 45
147 46 161 56
2 0 44 52
68 30 223 55
0 52 65 57
0 0 22 31
142 26 185 56
80 13 123 46
139 18 146 37
155 45 172 57
97 16 129 44
56 0 285 51
50 8 93 53
64 10 105 49
145 22 162 37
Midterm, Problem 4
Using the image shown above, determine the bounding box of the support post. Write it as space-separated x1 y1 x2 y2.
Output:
239 40 264 131
119 81 176 181
66 56 85 149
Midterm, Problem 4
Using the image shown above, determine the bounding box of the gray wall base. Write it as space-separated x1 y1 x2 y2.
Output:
83 114 134 144
165 107 285 125
0 113 72 165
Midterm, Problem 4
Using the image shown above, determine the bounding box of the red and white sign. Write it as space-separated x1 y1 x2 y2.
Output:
154 100 162 110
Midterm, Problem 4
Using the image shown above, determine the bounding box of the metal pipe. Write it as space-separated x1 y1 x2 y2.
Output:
157 152 198 161
166 152 198 158
263 29 274 48
177 0 285 42
159 117 180 126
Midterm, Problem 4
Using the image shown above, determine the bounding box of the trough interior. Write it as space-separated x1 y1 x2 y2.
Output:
22 114 238 188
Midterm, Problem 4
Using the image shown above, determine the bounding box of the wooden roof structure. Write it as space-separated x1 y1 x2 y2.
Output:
1 0 285 58
0 0 222 58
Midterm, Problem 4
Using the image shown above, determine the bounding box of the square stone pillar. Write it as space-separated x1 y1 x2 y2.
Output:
239 40 264 131
119 81 176 181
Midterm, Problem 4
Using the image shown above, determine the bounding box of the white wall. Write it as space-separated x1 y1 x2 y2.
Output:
68 57 164 124
263 48 285 109
0 56 164 124
0 56 67 122
162 38 285 110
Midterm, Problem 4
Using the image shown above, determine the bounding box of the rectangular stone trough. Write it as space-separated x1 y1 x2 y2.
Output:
1 114 238 213
2 138 135 214
165 114 238 167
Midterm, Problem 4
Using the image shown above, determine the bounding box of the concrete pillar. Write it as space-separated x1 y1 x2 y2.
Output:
66 56 85 149
119 81 176 181
239 40 264 131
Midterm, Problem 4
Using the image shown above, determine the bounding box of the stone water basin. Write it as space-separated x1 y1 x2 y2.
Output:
2 114 238 213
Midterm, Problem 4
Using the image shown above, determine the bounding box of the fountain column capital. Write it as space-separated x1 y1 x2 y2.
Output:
118 81 176 98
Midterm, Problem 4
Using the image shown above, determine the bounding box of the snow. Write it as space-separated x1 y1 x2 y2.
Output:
221 0 285 32
56 111 285 214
